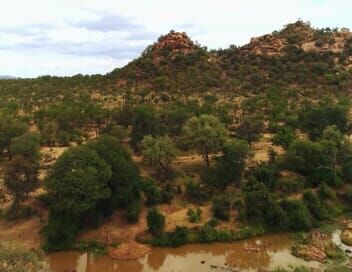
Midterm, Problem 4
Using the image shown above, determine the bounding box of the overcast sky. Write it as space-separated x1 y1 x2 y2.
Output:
0 0 351 77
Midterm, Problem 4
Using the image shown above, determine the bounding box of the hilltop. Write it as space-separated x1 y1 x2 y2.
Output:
106 21 352 99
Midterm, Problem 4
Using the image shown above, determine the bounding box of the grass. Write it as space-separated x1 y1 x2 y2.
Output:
140 224 265 247
0 242 49 272
70 240 109 256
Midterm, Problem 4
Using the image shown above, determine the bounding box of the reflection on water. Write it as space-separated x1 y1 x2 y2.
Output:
49 233 322 272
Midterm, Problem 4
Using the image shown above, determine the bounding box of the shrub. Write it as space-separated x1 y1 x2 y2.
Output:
43 210 79 251
125 200 141 223
187 208 202 223
212 195 231 221
142 178 161 205
318 183 335 200
160 183 174 204
276 177 304 194
185 178 209 203
147 208 165 236
303 190 327 221
281 200 313 231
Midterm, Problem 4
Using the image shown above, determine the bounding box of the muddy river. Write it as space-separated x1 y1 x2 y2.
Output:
48 232 328 272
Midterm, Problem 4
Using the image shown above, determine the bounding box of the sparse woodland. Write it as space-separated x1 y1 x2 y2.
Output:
1 21 352 256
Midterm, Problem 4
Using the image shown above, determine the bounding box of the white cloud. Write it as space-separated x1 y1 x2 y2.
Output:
0 0 351 77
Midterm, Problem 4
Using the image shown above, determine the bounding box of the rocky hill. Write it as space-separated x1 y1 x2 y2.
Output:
107 21 352 98
241 21 352 57
152 31 199 55
1 21 352 108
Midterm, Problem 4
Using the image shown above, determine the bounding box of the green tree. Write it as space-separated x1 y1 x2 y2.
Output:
0 116 27 160
299 99 348 140
183 114 228 166
281 200 313 231
44 146 112 249
4 156 39 209
141 135 179 174
284 140 325 176
272 127 296 149
212 195 231 221
147 208 165 236
45 146 112 215
88 135 141 220
203 139 250 188
303 190 327 220
10 132 41 162
243 180 288 229
130 105 160 150
111 104 134 128
236 115 264 145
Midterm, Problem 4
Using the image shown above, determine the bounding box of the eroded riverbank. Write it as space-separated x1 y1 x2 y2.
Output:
48 232 323 272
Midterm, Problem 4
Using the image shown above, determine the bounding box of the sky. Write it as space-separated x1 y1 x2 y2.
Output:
0 0 351 78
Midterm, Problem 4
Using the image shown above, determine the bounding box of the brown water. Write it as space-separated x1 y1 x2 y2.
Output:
48 233 324 272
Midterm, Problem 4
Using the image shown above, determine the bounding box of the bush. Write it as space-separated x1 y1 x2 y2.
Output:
303 190 327 221
125 200 141 223
150 227 189 247
311 166 342 187
212 195 231 221
160 183 174 204
318 183 335 200
251 162 278 189
43 210 79 251
185 178 209 203
187 208 202 223
147 208 165 236
142 178 161 205
281 200 313 231
276 177 304 194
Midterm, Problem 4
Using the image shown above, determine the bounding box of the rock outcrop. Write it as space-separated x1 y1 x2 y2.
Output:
153 30 198 54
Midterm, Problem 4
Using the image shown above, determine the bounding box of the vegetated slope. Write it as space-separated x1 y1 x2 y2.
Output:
0 20 351 109
107 20 352 99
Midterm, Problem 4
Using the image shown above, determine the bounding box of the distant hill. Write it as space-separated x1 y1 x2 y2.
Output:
0 75 17 80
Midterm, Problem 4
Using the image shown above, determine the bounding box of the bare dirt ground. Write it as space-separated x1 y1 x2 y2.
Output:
251 133 284 163
0 217 43 249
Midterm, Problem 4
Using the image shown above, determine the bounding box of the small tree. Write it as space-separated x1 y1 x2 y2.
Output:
4 156 39 209
183 114 228 166
0 116 27 160
203 139 250 188
212 195 231 221
130 105 160 150
147 208 165 236
141 135 179 174
236 115 264 145
272 127 296 149
10 132 41 162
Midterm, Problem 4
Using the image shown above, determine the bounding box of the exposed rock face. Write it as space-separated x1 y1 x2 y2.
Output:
153 30 198 54
293 244 327 262
292 231 342 263
240 21 352 57
241 35 286 56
